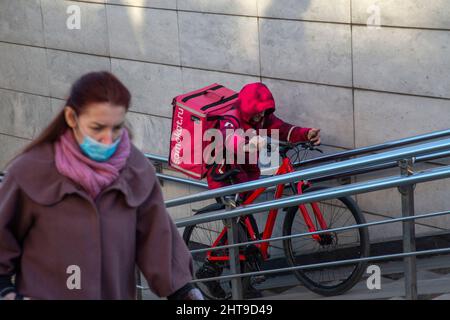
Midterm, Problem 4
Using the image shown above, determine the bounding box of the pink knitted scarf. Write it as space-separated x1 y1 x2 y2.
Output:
54 128 131 199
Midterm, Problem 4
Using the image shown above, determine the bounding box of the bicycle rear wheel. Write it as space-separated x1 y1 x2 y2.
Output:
283 186 370 296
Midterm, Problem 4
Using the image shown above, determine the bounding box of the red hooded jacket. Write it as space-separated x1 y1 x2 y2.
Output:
206 83 311 190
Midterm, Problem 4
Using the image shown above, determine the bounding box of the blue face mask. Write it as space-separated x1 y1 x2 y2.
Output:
76 120 122 162
79 134 121 162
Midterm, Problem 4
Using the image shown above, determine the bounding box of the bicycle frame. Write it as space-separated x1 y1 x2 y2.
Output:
206 155 330 263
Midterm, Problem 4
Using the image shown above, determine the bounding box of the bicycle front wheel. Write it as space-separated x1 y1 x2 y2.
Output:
183 214 233 300
183 211 253 300
283 186 370 296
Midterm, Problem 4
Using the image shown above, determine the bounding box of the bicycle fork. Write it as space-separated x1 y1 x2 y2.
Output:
283 156 329 243
294 182 329 243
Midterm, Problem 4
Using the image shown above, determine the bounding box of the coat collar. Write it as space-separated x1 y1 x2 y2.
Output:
7 142 155 207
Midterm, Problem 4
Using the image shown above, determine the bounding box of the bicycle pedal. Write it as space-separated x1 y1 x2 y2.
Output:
252 275 266 285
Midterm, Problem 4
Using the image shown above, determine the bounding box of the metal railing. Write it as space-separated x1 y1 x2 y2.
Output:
140 129 450 191
165 137 450 208
2 130 450 300
2 129 449 186
296 128 450 168
157 134 450 300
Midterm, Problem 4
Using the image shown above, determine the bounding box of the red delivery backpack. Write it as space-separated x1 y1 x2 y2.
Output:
169 84 239 179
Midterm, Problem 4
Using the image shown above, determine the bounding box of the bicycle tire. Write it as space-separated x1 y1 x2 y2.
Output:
183 209 254 300
282 185 370 296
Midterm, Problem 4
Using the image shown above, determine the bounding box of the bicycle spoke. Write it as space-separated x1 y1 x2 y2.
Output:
285 189 368 295
329 206 348 228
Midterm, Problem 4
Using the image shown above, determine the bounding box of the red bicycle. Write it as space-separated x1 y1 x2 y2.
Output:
183 141 370 299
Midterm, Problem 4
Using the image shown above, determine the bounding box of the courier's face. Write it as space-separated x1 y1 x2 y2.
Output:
251 111 265 123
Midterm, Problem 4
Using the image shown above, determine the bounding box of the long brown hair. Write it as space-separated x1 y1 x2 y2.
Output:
7 71 132 167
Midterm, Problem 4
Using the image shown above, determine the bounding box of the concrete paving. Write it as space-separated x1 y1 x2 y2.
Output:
256 254 450 300
137 254 450 300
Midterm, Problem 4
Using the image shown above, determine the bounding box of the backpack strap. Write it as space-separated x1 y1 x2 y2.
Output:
207 114 240 124
206 106 241 125
200 93 238 111
181 85 223 103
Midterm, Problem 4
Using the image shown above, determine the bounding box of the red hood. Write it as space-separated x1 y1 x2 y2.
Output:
236 83 275 123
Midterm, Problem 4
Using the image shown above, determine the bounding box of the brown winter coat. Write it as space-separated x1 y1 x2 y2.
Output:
0 142 193 299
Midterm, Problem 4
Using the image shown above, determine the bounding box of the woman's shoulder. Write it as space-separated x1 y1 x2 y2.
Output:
127 144 160 179
118 144 162 207
6 143 55 177
125 144 159 180
2 143 67 206
128 144 153 168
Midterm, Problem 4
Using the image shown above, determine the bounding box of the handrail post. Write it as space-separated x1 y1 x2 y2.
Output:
398 158 418 300
135 267 143 300
224 199 243 300
154 161 164 187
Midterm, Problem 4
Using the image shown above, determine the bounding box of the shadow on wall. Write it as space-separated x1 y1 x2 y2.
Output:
251 0 312 84
258 0 312 20
124 5 146 59
257 0 312 74
116 1 315 155
118 5 163 153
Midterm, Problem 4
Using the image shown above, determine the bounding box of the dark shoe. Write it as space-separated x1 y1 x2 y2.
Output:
243 285 263 299
195 261 226 299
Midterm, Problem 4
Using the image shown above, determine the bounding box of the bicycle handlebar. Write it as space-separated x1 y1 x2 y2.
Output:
209 138 323 183
266 137 323 154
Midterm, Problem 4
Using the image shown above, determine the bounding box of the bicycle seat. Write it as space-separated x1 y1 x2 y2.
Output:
192 202 226 214
211 168 241 182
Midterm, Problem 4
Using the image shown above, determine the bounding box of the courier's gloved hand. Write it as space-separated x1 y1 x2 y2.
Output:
167 283 204 300
307 128 321 146
183 288 204 300
2 291 30 300
0 276 30 300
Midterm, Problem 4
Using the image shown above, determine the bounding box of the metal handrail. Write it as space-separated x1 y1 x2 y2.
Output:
3 149 450 187
3 129 448 186
143 129 450 168
144 153 168 164
297 128 450 167
139 129 450 191
145 149 450 196
168 163 450 300
163 136 450 300
136 198 450 293
166 137 450 208
313 149 450 183
187 209 450 255
156 172 208 189
189 247 450 284
175 164 450 228
1 131 449 299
